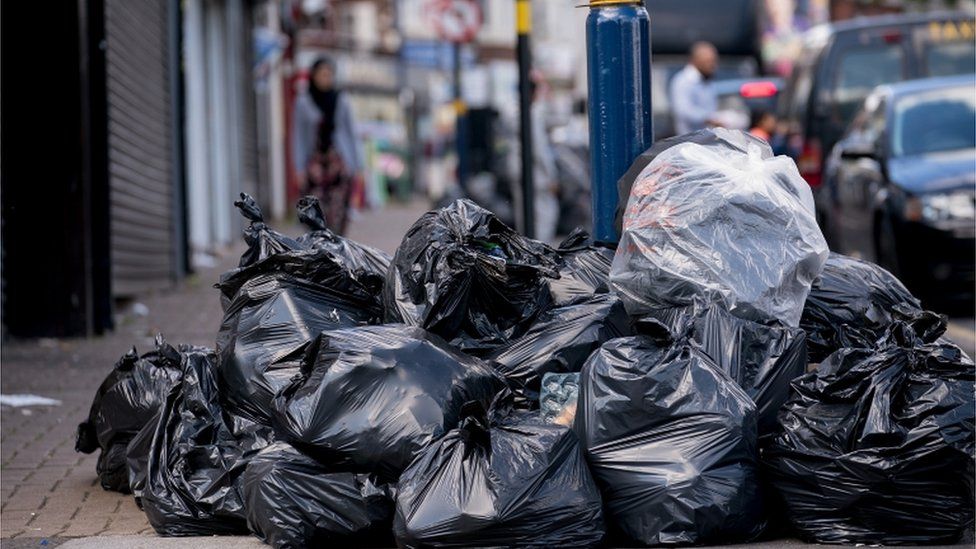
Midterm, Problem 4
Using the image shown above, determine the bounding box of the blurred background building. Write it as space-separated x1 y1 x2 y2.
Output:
1 0 973 337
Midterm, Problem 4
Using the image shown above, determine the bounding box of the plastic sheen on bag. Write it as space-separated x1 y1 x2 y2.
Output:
574 335 764 546
243 442 394 549
548 228 616 307
393 394 606 548
801 252 922 363
75 335 185 493
125 410 158 505
141 346 271 536
215 271 375 424
488 294 631 408
383 199 562 353
610 128 829 327
295 195 391 284
272 324 506 481
764 314 975 545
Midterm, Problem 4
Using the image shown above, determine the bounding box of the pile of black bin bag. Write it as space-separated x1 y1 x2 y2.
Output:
76 129 973 547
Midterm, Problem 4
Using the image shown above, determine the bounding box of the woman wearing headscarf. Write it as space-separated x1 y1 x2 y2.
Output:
292 57 364 235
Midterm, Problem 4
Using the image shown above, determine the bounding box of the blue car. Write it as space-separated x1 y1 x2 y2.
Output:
824 75 975 308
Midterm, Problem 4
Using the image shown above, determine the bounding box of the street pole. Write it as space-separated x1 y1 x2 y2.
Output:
585 0 652 243
516 0 535 238
453 41 468 190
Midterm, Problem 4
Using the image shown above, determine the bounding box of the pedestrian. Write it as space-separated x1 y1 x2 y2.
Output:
749 110 777 142
292 57 364 235
530 73 559 243
750 109 789 156
670 41 721 135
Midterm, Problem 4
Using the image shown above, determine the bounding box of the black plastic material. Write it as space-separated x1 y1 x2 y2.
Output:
125 411 158 505
141 345 271 536
764 314 975 545
574 335 764 546
685 305 807 436
75 335 185 493
393 393 606 548
232 193 302 272
488 294 631 408
242 442 394 549
215 195 382 424
272 324 506 480
548 228 615 307
384 199 562 353
801 252 922 363
295 195 391 282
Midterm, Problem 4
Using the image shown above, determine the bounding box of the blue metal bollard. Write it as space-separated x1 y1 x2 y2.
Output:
586 0 653 243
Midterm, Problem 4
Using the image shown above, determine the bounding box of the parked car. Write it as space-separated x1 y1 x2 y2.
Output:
824 75 975 307
778 12 975 228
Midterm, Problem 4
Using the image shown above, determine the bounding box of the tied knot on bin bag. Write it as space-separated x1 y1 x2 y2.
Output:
457 400 492 454
384 199 563 353
393 389 606 548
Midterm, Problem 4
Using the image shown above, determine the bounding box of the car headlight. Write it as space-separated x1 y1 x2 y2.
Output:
905 192 976 223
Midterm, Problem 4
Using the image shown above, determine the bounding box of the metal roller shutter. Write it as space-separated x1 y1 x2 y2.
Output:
104 0 174 296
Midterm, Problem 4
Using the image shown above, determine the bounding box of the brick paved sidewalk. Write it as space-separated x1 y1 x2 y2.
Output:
0 200 430 546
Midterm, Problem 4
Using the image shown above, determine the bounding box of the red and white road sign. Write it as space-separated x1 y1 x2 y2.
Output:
426 0 482 44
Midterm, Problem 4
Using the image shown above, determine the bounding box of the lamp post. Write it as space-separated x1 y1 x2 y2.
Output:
585 0 653 243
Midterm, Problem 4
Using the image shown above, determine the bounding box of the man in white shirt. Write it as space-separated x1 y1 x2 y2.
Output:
670 42 721 135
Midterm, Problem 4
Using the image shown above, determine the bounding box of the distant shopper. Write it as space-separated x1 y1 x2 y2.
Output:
530 74 559 243
749 109 788 156
670 42 721 135
292 57 363 235
749 110 777 142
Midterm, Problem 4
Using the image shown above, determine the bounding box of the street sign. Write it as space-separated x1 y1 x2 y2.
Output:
426 0 482 44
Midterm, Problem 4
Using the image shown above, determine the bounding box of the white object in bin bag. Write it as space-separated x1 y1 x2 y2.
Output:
610 129 828 327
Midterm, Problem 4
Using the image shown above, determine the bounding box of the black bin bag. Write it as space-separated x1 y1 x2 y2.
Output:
574 334 764 546
488 294 631 408
215 194 382 424
243 442 394 549
141 345 272 536
75 335 185 493
684 304 807 437
548 228 616 307
393 393 606 548
272 324 506 480
383 199 562 353
801 252 922 363
764 314 975 545
125 411 158 505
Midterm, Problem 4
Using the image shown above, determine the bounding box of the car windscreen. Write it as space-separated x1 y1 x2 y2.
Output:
924 41 976 77
892 85 976 157
834 44 906 124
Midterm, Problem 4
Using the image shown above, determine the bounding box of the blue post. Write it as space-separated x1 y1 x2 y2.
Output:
586 0 653 243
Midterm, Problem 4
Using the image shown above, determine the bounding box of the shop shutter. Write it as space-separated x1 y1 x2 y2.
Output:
104 0 174 295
